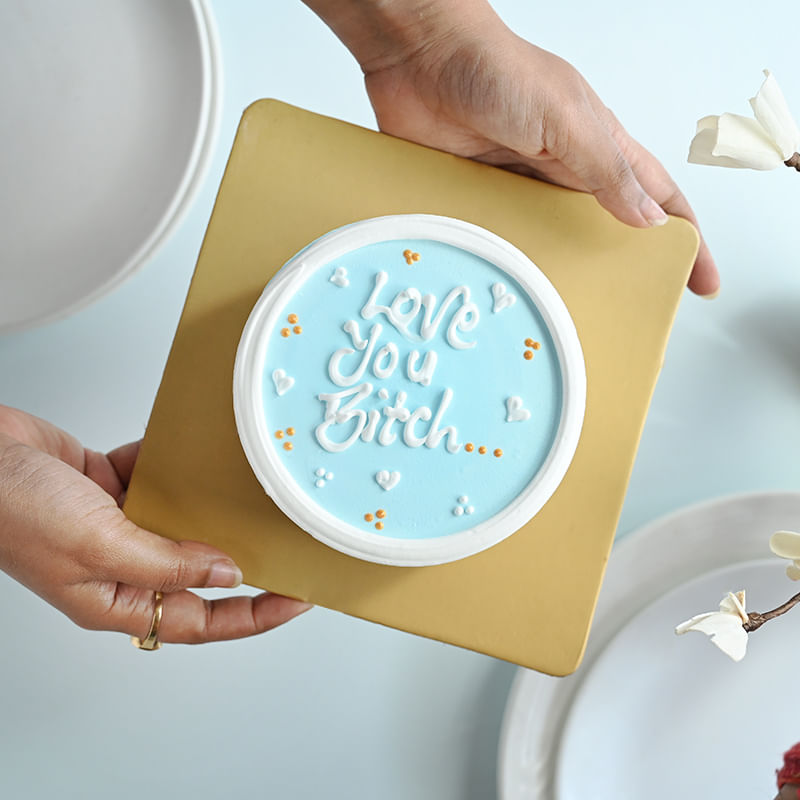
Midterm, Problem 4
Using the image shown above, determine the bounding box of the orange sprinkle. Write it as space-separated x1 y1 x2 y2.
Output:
479 446 487 455
465 442 474 453
494 448 503 458
376 509 386 519
403 248 420 265
283 442 293 451
287 313 298 324
375 521 384 531
275 430 284 439
364 513 374 522
524 350 534 360
286 427 295 436
525 338 535 347
293 325 303 335
532 341 541 350
280 328 290 338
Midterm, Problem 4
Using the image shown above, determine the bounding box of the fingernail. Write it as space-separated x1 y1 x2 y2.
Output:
701 287 721 300
207 561 243 588
641 196 668 227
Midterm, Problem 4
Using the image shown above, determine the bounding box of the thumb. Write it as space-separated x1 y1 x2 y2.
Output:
96 517 243 592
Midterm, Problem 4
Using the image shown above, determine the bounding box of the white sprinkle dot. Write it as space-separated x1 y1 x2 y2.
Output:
315 468 325 477
452 506 464 517
325 472 334 480
458 495 468 504
465 506 475 515
315 479 325 488
378 388 389 400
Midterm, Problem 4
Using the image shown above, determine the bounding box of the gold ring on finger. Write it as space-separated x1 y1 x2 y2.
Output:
131 590 164 651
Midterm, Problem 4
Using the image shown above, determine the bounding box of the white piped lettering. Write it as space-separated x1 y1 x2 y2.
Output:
407 349 438 386
360 272 478 349
316 383 373 452
372 342 399 380
328 323 382 387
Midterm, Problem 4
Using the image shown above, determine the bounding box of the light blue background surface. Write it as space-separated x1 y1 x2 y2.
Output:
1 1 799 798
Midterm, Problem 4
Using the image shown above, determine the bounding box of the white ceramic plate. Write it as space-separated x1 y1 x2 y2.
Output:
498 491 800 799
0 0 221 332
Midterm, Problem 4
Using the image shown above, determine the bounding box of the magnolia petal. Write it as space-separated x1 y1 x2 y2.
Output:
770 532 800 580
713 113 785 169
675 611 748 662
770 530 800 559
676 590 747 633
720 590 748 623
749 70 800 160
688 116 751 168
703 615 749 662
675 611 715 634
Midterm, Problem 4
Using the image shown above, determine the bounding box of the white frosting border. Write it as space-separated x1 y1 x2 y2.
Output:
233 215 586 567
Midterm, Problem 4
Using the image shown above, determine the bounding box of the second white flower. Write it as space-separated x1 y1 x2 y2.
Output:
688 70 800 170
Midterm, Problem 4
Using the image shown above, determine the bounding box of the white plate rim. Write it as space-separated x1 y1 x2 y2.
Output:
0 0 222 334
496 490 800 799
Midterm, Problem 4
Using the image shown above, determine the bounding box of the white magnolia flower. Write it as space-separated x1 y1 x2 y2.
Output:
770 530 800 580
688 70 800 170
675 590 749 662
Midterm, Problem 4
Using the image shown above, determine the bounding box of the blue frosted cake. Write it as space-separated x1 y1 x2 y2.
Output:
234 215 585 566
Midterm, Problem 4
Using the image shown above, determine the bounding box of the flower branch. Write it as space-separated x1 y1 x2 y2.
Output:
743 588 800 632
675 529 800 661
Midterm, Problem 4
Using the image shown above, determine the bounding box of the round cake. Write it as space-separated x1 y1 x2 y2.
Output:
234 215 585 566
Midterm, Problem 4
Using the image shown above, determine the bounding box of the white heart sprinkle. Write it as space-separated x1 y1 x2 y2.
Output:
272 368 295 396
330 266 349 287
375 470 401 491
491 282 516 313
505 395 531 422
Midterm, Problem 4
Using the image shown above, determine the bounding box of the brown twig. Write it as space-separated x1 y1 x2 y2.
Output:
743 589 800 632
785 152 800 170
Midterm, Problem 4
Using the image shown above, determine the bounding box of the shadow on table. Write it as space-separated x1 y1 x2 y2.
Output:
732 295 800 389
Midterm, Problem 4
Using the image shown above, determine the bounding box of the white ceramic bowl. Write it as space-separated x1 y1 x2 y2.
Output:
0 0 221 331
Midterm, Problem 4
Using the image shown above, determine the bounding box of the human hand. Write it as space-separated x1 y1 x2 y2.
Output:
304 0 718 296
0 405 311 644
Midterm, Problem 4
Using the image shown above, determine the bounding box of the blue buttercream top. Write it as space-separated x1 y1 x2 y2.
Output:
261 238 562 540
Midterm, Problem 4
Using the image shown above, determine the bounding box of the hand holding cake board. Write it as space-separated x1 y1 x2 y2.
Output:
124 101 698 675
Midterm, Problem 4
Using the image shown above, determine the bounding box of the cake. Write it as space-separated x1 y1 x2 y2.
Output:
233 215 585 566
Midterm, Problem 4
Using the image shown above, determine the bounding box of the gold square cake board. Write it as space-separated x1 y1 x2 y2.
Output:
124 100 697 676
